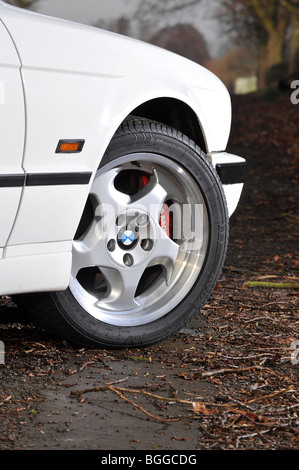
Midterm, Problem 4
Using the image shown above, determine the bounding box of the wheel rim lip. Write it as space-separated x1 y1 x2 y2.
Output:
69 153 210 327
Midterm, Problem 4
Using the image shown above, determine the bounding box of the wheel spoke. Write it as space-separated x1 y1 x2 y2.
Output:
72 220 110 277
154 170 185 204
91 167 130 216
98 265 145 311
131 170 167 221
148 225 181 283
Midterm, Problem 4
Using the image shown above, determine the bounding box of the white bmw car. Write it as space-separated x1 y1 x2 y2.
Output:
0 1 246 348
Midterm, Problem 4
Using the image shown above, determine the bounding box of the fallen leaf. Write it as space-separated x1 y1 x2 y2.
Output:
192 402 211 415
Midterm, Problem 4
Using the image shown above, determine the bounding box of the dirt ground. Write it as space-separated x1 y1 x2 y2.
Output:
0 92 298 451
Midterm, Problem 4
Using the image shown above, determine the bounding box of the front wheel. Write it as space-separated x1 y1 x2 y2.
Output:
24 118 229 348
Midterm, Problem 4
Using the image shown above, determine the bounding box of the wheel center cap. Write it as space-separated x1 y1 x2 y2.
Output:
107 209 156 265
121 230 135 247
118 226 139 250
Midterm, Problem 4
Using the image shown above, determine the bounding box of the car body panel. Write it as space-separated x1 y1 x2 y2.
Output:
0 19 25 247
0 1 245 296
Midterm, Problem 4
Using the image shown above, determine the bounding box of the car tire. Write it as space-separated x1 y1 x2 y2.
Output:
20 117 229 348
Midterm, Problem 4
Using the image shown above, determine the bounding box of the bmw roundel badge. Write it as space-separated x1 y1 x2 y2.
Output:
121 230 135 246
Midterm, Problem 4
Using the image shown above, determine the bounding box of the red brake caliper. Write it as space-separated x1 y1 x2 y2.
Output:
139 175 172 238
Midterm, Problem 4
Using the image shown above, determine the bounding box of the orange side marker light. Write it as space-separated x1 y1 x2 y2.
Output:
56 139 85 153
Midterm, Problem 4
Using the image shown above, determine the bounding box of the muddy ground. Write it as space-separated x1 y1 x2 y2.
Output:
0 92 298 451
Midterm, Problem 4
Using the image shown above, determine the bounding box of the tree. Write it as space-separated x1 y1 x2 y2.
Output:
290 12 299 72
134 0 203 40
136 0 201 19
149 24 210 65
5 0 37 7
220 0 298 87
280 0 299 72
208 47 258 92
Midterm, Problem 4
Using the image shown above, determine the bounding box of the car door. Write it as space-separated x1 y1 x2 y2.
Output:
0 18 25 251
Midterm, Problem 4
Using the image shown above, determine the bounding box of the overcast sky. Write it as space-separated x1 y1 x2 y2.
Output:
35 0 139 24
33 0 224 57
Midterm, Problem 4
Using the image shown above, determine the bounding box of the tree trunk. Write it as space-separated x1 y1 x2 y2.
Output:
258 44 268 88
258 19 287 88
289 10 299 73
266 28 285 66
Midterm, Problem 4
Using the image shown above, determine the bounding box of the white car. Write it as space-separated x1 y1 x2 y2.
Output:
0 1 246 348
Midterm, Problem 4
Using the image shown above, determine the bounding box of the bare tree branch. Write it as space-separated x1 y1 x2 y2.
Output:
137 0 202 16
5 0 37 7
219 0 292 87
279 0 299 10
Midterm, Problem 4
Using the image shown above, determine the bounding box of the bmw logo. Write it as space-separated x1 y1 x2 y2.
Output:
121 230 135 246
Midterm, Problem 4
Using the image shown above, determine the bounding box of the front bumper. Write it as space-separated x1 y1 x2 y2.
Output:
209 152 247 217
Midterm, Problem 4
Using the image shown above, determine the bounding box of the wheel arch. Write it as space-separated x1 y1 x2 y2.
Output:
129 97 208 154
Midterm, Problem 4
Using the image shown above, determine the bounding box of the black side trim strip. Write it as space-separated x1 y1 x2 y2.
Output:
216 162 247 185
26 172 92 186
0 174 25 188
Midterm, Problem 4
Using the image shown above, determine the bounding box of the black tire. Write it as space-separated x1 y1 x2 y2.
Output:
20 117 228 348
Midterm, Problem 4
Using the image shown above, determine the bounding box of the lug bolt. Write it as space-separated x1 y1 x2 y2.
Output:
123 253 134 267
116 214 126 226
136 214 149 227
141 239 154 251
107 239 116 252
